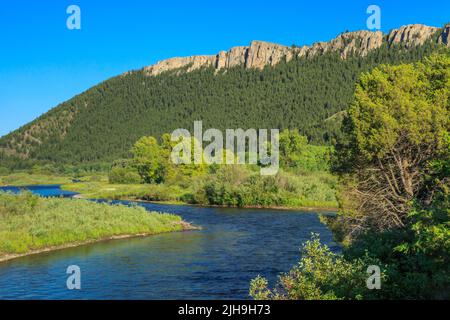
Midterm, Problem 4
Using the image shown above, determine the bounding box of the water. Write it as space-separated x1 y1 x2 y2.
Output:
0 185 78 198
0 185 338 300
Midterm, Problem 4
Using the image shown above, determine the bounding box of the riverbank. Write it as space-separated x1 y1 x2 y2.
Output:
71 192 338 212
61 179 338 211
0 172 73 186
0 225 197 263
125 197 339 213
0 172 339 211
0 192 197 263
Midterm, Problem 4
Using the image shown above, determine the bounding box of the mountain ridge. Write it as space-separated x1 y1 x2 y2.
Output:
144 23 449 76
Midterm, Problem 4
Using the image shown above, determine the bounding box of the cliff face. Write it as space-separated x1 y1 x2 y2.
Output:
144 24 448 76
295 30 384 59
387 24 440 47
144 41 291 76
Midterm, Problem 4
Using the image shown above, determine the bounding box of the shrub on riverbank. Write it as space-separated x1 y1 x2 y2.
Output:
192 166 337 208
0 192 189 258
249 235 382 300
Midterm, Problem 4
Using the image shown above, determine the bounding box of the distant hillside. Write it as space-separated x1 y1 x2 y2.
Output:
1 24 449 167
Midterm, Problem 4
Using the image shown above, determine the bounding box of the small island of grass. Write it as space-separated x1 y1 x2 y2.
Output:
0 192 196 262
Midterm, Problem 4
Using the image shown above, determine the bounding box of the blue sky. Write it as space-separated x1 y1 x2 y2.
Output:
0 0 449 137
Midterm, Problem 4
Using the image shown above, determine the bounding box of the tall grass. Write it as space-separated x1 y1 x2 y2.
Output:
0 172 72 186
61 182 184 202
0 192 188 257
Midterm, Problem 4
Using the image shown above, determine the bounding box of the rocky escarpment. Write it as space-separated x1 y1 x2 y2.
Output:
144 23 447 76
387 24 440 47
144 41 293 76
295 30 384 59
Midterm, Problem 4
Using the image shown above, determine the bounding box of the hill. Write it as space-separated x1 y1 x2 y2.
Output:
0 24 449 167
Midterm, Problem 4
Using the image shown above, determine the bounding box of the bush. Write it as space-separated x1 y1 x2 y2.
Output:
108 167 142 184
344 194 450 299
250 235 383 300
0 166 9 176
193 166 337 208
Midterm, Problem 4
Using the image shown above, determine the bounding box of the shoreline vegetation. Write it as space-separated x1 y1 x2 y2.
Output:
0 192 198 263
61 179 338 211
0 172 338 211
0 173 338 211
0 172 74 187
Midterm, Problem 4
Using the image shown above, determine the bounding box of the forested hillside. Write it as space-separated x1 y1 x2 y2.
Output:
0 28 446 167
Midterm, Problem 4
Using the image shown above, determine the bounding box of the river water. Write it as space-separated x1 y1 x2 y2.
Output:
0 185 338 299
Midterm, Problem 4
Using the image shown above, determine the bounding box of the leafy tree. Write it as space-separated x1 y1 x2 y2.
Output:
333 53 450 234
279 129 307 167
131 136 169 184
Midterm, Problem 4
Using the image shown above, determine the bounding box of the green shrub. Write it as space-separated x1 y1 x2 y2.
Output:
0 166 9 176
250 235 383 300
193 166 337 208
109 167 142 184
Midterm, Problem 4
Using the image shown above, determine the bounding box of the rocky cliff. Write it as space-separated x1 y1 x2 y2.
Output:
143 23 447 76
387 24 440 47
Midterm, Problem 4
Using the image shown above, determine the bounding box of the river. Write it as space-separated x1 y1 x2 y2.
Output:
0 185 338 299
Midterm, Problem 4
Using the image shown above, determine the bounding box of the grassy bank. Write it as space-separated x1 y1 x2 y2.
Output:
0 172 73 186
61 170 338 210
62 180 182 201
0 192 194 261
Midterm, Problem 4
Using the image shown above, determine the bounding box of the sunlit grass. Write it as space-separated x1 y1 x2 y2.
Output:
0 173 73 186
0 192 189 257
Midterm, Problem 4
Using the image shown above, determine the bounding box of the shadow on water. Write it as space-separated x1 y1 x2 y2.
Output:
0 185 339 299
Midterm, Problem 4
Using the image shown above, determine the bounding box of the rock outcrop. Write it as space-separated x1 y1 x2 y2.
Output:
295 30 384 59
216 46 248 69
144 24 447 76
387 24 439 48
145 55 216 76
145 41 292 76
245 41 293 69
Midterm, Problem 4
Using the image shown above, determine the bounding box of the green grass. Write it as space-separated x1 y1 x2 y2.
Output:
0 172 73 186
61 181 185 203
0 192 191 258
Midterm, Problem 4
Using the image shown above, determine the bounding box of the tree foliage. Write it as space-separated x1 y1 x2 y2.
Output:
333 53 450 234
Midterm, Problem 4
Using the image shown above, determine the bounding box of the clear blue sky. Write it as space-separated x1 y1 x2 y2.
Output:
0 0 449 137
